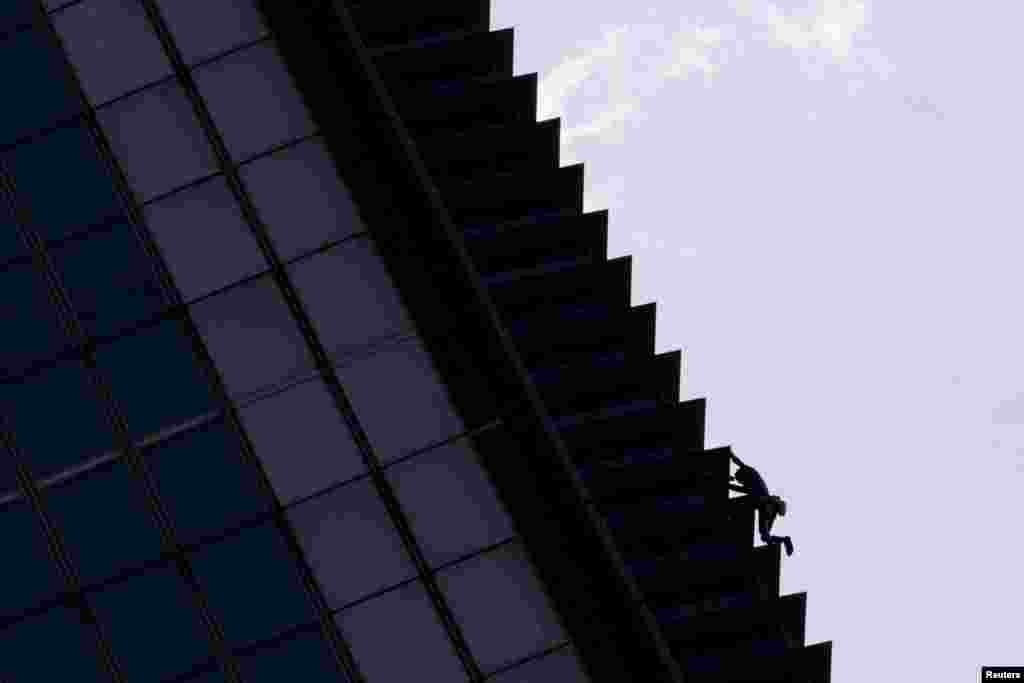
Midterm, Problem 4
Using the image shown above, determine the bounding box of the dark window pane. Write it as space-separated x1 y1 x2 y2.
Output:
190 522 312 647
89 566 211 681
5 123 121 244
0 357 117 479
240 627 347 683
0 28 81 146
0 607 107 682
145 416 271 545
95 317 217 442
0 501 63 618
0 205 25 265
183 664 230 683
52 221 168 337
0 448 16 495
44 458 163 585
0 262 69 379
0 3 37 33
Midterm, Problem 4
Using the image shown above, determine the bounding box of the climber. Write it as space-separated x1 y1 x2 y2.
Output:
729 452 794 557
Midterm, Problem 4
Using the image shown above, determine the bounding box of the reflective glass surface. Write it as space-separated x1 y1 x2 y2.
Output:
5 122 121 244
0 27 81 145
145 416 270 544
53 0 173 106
239 377 366 505
241 137 364 262
190 522 312 647
287 478 415 608
192 275 313 399
194 41 315 163
88 565 211 681
156 0 268 65
52 221 168 337
336 581 466 683
0 607 107 682
0 261 69 379
145 175 267 301
0 357 116 479
94 316 217 442
239 627 347 683
0 501 63 619
489 646 590 683
44 457 163 585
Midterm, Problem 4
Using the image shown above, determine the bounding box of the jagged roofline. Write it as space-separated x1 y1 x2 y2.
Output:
261 1 831 681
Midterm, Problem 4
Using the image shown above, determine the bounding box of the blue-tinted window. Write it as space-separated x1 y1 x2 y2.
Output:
52 221 168 338
190 522 312 647
0 501 63 618
183 664 230 683
89 566 211 681
0 28 81 146
0 193 26 265
0 4 37 35
0 261 69 379
145 417 271 545
0 607 107 682
94 317 216 442
44 458 163 586
5 123 121 244
0 357 116 479
240 627 347 683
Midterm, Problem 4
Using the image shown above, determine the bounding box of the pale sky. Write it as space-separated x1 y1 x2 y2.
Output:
490 1 1023 680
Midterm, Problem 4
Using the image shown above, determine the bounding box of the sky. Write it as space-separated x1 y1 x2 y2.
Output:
489 0 1023 680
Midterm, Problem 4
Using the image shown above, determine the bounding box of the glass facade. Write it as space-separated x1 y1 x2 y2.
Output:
0 2 591 681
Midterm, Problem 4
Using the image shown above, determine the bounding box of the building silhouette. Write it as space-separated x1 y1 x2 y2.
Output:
0 1 831 682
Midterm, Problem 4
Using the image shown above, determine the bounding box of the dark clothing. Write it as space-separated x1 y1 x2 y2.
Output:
734 464 770 498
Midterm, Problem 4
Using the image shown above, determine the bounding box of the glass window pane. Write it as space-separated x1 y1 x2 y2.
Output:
99 80 217 201
337 337 464 463
5 122 121 244
0 501 63 619
145 175 267 301
0 357 116 479
145 415 271 544
157 0 268 66
190 522 312 647
0 28 81 145
287 478 414 609
95 316 217 443
0 607 107 682
387 437 515 568
289 237 413 361
240 627 347 683
194 41 315 163
0 204 25 265
336 581 466 683
192 275 313 399
0 261 70 379
0 3 36 33
438 542 566 674
88 566 211 681
45 458 163 585
489 646 590 683
53 0 173 106
182 665 230 683
241 137 364 262
239 378 366 505
52 221 168 338
0 448 17 498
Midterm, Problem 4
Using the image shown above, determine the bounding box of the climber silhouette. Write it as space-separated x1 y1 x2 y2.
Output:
729 452 794 557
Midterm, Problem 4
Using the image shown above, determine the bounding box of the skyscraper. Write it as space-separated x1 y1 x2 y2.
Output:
0 1 831 682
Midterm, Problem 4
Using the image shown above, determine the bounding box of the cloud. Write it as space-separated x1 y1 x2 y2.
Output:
993 393 1024 425
538 19 730 151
